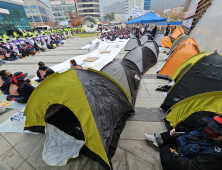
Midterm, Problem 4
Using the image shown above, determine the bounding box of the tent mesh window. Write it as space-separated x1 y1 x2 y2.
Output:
199 63 222 80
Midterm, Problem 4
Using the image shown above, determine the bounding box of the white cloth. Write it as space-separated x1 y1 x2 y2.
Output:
42 123 85 166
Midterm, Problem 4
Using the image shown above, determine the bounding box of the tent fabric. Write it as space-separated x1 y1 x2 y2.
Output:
161 52 222 111
126 15 143 24
42 123 85 166
101 59 132 103
154 30 164 39
123 46 157 74
125 38 141 51
143 40 159 57
167 34 190 56
165 91 222 128
171 28 185 39
157 39 200 79
140 34 153 45
154 34 164 47
161 36 175 48
135 11 166 23
24 69 134 170
170 52 208 81
121 59 141 105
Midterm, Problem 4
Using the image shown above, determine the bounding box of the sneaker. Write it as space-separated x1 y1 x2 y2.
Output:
144 133 159 147
0 106 6 113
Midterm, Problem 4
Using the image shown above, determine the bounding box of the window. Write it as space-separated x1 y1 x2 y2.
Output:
58 12 64 16
33 15 41 22
30 5 38 13
67 6 75 10
53 13 58 16
51 5 62 11
63 6 67 10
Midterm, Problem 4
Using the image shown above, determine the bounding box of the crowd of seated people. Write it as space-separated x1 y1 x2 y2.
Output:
99 28 131 41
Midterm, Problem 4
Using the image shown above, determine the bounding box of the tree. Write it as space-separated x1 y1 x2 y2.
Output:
104 14 111 20
47 21 56 28
68 11 82 26
104 12 115 21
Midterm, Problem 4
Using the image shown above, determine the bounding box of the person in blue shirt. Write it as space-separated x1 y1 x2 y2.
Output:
0 70 12 95
144 116 222 170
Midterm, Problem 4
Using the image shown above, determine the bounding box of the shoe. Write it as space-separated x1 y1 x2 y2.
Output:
144 133 159 147
0 106 6 113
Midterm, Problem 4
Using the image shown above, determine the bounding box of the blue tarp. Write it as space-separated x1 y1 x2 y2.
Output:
156 22 183 26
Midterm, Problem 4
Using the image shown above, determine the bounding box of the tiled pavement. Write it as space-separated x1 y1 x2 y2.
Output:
0 37 169 170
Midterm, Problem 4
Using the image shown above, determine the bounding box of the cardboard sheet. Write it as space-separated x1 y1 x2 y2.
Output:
83 57 99 62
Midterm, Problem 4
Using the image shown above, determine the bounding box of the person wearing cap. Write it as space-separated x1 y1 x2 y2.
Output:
36 61 50 82
7 72 35 103
0 70 12 95
144 116 222 170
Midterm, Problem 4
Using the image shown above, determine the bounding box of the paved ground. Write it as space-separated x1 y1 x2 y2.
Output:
0 37 169 170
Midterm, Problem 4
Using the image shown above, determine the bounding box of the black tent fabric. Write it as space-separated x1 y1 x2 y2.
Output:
123 46 157 74
75 69 134 168
121 59 141 105
143 40 159 57
167 34 189 56
140 34 153 45
161 52 222 110
124 37 141 51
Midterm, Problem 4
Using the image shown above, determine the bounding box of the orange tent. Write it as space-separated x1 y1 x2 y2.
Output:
161 36 175 48
157 39 200 79
171 28 185 39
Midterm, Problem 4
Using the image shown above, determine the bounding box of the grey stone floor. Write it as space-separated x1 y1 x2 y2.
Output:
0 37 169 170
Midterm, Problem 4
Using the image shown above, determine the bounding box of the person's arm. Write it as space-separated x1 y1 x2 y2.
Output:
171 152 222 170
175 123 201 134
23 83 35 94
37 70 41 80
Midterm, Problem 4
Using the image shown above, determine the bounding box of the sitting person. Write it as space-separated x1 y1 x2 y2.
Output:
4 49 19 61
109 35 115 41
119 34 124 39
36 61 50 82
44 69 55 79
7 72 35 103
46 39 54 49
70 59 82 69
0 70 12 95
145 116 222 170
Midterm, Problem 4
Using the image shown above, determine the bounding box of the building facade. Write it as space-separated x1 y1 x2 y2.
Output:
0 0 31 31
23 0 54 23
125 0 151 15
125 0 128 14
49 0 76 23
144 0 151 10
76 0 100 20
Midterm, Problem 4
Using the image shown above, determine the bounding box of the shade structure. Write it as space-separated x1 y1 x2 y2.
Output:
126 15 143 24
157 39 200 79
123 46 157 75
125 38 141 51
24 69 134 170
121 59 142 105
135 11 166 23
140 34 153 45
161 52 222 111
142 40 159 57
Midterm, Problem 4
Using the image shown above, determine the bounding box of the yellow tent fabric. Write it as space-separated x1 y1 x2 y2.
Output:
171 52 207 81
166 91 222 128
24 69 109 166
172 34 190 46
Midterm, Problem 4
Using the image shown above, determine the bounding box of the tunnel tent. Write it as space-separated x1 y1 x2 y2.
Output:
142 40 159 57
165 91 222 128
170 52 208 82
140 34 153 45
121 59 142 105
157 39 200 79
167 34 190 56
123 46 157 75
154 33 164 47
160 36 175 48
124 37 141 51
24 69 134 170
101 59 132 103
161 52 222 111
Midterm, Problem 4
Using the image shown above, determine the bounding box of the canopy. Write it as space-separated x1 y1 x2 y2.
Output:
126 15 143 24
135 11 166 24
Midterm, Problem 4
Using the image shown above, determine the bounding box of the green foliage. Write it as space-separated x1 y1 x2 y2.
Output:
104 12 115 21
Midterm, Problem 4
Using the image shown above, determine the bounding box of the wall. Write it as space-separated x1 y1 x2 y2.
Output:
189 0 222 53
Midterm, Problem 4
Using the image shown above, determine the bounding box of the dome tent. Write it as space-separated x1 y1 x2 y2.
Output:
157 39 200 79
140 34 153 45
161 36 175 48
142 40 159 57
161 52 222 111
123 46 157 75
24 69 134 170
125 37 141 51
154 33 164 47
